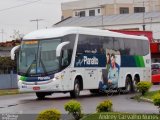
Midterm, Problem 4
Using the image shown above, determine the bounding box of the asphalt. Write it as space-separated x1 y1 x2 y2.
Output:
0 85 159 114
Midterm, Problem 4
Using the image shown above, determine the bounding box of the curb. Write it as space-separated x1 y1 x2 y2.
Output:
140 97 153 103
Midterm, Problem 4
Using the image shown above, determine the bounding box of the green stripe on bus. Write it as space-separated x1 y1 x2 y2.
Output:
134 56 140 67
139 56 145 67
20 76 27 81
134 56 145 67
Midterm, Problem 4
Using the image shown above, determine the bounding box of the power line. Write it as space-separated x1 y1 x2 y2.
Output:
0 0 41 13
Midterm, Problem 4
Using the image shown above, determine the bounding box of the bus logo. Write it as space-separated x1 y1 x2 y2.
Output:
38 76 50 80
83 56 98 65
76 56 99 67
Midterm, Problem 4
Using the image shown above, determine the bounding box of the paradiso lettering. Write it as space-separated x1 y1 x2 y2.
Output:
84 56 98 65
38 76 50 80
76 56 99 67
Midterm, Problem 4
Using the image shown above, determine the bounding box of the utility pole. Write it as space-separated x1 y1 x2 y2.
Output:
100 5 105 29
30 19 44 30
142 1 146 31
0 29 4 42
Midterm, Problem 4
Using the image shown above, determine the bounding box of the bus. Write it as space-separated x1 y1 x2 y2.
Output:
11 27 151 99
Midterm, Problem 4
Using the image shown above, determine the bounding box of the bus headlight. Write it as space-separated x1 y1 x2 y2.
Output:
55 76 60 80
54 74 64 81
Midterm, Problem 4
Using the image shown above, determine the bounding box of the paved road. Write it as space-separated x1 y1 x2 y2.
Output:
0 85 159 115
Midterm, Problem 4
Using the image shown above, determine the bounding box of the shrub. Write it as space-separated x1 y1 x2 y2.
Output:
36 108 61 120
64 100 83 120
96 100 113 112
153 93 160 113
136 81 152 95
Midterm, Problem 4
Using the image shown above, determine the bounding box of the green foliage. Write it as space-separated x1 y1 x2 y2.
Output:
136 81 152 96
36 109 61 120
64 100 83 120
153 93 160 113
96 100 113 112
153 94 160 106
0 57 16 74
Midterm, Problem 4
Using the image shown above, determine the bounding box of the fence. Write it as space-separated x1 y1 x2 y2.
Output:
0 74 18 89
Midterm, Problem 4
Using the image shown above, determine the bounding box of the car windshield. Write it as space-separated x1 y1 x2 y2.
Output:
18 39 61 76
151 64 160 75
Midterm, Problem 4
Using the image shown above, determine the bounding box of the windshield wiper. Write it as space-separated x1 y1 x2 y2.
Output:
38 48 48 76
25 59 36 76
39 58 48 76
25 53 37 76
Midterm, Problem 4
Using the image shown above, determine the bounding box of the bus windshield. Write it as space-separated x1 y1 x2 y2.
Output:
19 38 61 76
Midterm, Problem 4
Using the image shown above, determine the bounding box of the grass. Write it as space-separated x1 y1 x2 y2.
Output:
0 89 19 96
143 90 160 100
132 90 160 102
82 112 160 120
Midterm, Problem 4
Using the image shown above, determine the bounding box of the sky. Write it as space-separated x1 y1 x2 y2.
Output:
0 0 77 42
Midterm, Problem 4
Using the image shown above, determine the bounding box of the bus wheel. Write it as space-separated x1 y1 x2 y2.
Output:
70 79 80 98
134 75 140 92
125 76 133 93
36 92 46 100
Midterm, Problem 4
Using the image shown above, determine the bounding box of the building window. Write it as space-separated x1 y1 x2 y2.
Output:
98 9 101 13
134 7 145 13
61 16 64 20
75 11 79 16
79 11 85 17
120 7 129 14
89 10 95 16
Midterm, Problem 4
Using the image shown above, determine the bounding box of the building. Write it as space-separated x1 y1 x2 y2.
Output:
0 40 21 57
54 12 160 40
62 0 160 19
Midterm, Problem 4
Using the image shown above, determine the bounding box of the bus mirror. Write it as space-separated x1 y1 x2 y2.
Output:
56 41 70 57
11 45 20 60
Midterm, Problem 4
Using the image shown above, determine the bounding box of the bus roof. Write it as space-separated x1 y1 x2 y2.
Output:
23 27 148 40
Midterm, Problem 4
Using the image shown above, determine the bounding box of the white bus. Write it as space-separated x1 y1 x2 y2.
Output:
11 27 151 99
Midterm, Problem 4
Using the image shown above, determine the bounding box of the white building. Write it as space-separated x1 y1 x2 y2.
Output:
62 0 160 19
54 12 160 39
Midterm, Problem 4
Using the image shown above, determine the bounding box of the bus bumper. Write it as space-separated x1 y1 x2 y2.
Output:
18 79 63 92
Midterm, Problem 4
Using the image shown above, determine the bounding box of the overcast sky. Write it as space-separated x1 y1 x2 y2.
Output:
0 0 77 42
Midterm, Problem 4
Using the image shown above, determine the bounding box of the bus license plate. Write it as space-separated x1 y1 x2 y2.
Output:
33 86 40 90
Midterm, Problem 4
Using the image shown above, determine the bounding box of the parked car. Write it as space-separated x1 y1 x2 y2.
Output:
152 63 160 84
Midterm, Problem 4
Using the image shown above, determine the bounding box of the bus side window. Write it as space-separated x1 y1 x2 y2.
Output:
124 38 131 55
113 38 120 51
143 41 149 55
102 37 113 50
118 38 125 55
61 50 70 68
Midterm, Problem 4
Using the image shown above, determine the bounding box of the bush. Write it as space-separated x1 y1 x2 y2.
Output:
36 108 61 120
153 93 160 113
64 100 83 120
136 81 152 95
96 100 113 112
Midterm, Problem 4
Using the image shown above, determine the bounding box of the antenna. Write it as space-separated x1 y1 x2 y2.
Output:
0 29 4 42
30 19 44 30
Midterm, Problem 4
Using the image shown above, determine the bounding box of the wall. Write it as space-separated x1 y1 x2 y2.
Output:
0 74 18 89
61 0 160 18
62 9 73 19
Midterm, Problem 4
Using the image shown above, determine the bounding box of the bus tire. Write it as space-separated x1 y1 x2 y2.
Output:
36 92 46 100
70 79 80 98
124 76 133 93
134 75 140 92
